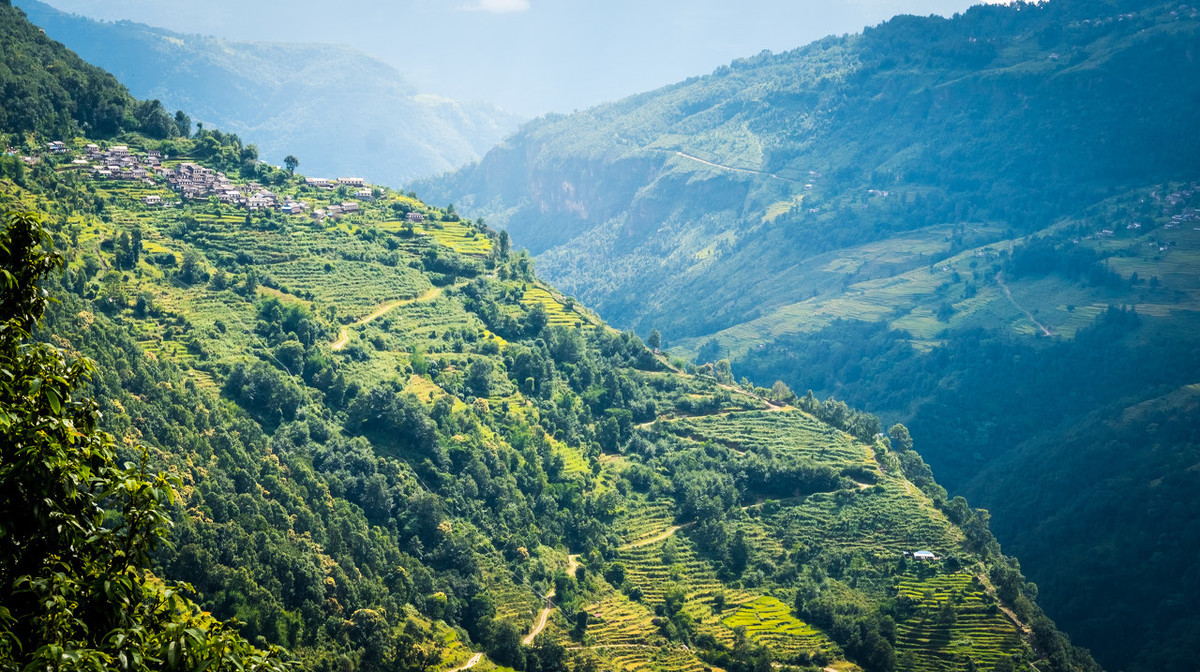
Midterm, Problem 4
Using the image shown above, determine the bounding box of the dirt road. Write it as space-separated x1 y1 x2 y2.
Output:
523 554 581 644
331 287 443 351
448 653 483 672
995 272 1053 337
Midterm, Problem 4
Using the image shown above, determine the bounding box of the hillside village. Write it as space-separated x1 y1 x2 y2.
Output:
36 140 383 220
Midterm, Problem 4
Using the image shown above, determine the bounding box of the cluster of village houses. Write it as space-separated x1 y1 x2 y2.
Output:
40 142 378 219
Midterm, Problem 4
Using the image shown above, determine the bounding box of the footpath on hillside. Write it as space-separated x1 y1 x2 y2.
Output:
448 653 483 672
524 554 581 644
668 150 803 185
995 272 1053 337
331 287 442 351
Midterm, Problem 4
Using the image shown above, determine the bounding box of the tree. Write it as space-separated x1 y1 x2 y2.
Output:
937 599 958 625
525 302 549 337
180 247 206 284
572 609 589 640
496 229 511 260
134 98 176 139
130 226 142 264
888 423 914 452
647 328 662 351
174 109 192 138
467 358 494 398
0 210 289 671
284 154 299 175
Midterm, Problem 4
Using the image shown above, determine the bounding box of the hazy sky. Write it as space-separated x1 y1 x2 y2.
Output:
40 0 991 116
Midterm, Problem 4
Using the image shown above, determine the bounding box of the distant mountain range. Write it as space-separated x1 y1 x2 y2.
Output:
17 0 523 185
414 1 1200 669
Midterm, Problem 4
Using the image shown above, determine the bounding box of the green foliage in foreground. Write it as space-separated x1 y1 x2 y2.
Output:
0 211 288 671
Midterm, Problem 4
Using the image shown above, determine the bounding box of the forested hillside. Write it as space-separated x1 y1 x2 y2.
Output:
0 0 178 139
413 1 1200 669
0 2 1104 669
17 0 523 185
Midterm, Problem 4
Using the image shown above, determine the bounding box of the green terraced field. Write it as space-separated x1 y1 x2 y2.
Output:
604 644 707 672
663 410 874 472
581 587 658 648
722 596 835 662
614 532 756 647
520 286 590 327
612 498 678 548
894 572 1023 672
752 477 961 558
380 218 494 256
267 259 431 320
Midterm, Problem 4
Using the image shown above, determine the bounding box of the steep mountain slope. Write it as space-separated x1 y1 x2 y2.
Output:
0 3 1103 668
8 137 1100 672
17 0 523 185
416 0 1197 337
412 1 1200 669
0 0 176 139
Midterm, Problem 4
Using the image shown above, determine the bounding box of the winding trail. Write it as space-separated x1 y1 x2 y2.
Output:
995 272 1053 337
619 522 694 551
331 287 443 351
671 151 803 185
974 569 1033 636
523 554 581 645
448 653 483 672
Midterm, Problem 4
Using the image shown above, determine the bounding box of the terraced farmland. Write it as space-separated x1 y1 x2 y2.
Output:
376 292 477 340
264 260 430 319
422 220 494 256
611 498 678 549
722 596 835 662
664 410 874 472
579 587 657 649
603 644 707 672
614 531 756 646
520 286 590 327
380 218 494 256
753 478 960 558
894 572 1023 672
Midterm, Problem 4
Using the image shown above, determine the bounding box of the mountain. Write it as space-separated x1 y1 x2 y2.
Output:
0 2 1099 671
16 0 523 186
0 0 178 139
412 1 1200 669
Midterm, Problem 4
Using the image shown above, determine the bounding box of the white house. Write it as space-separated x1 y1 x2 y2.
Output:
913 550 937 562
